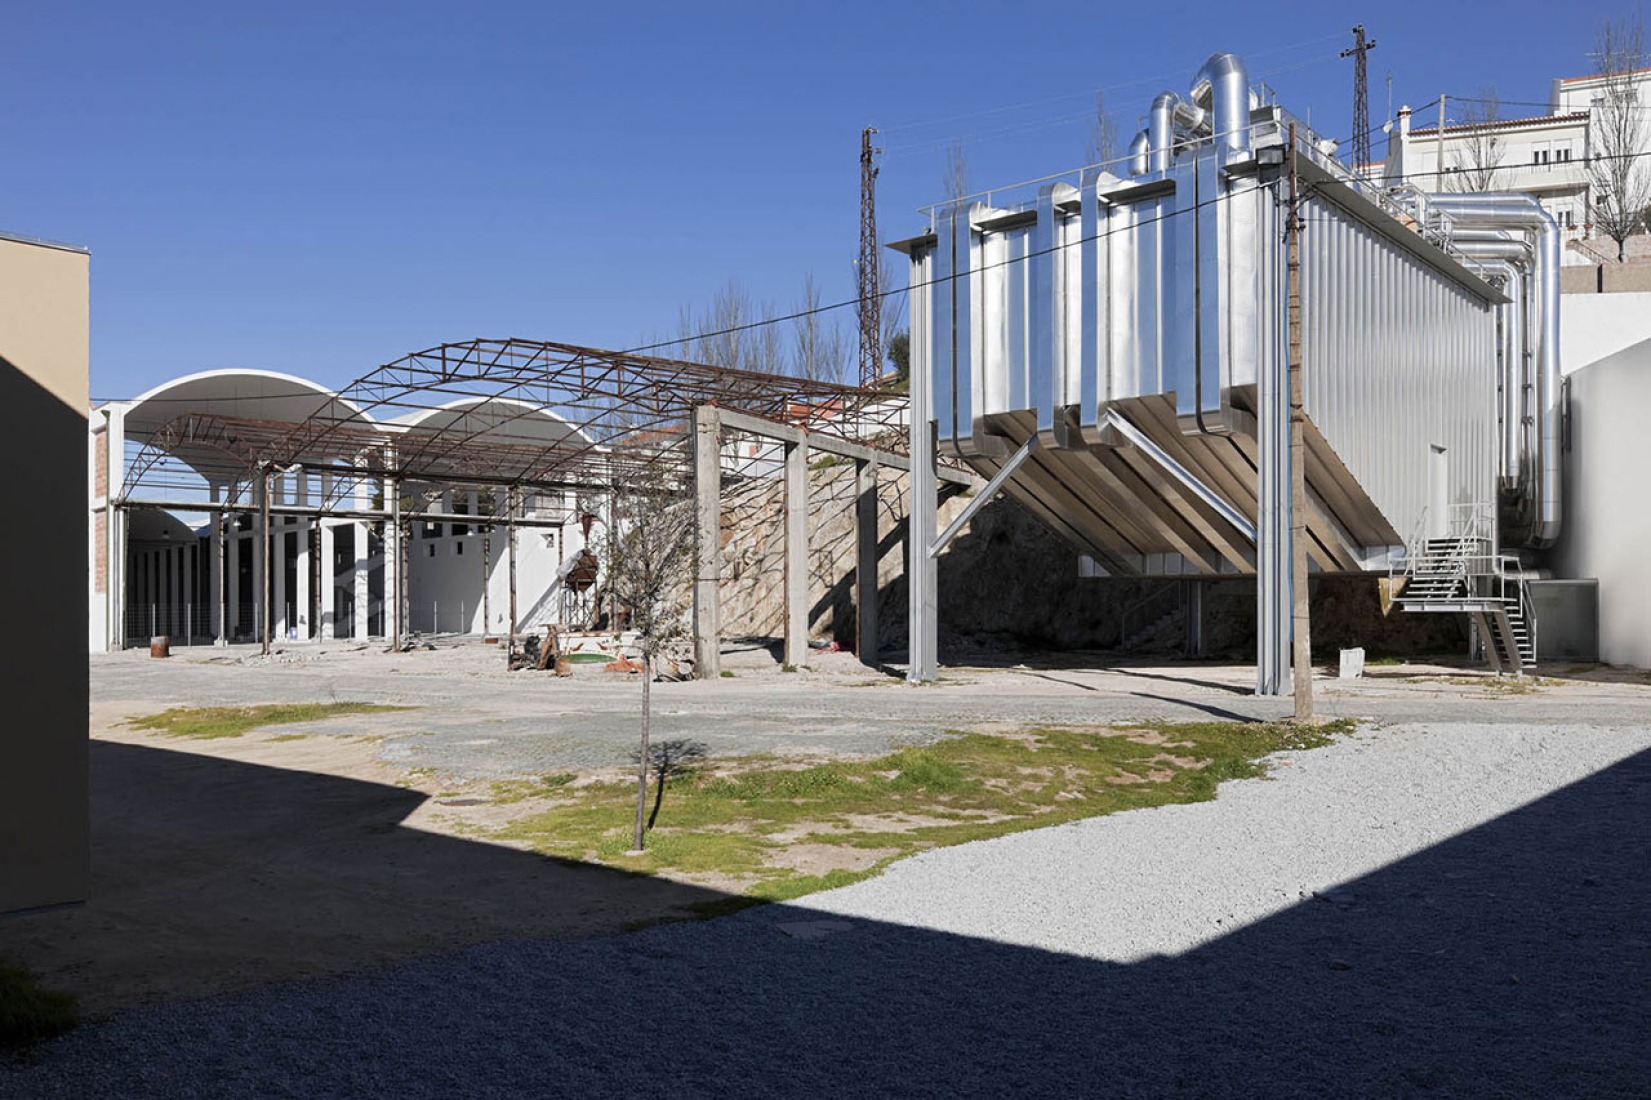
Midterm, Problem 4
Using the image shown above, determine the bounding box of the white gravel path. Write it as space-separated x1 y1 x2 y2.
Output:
798 722 1651 961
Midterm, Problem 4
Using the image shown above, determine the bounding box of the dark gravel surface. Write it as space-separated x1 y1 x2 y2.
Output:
7 720 1649 1098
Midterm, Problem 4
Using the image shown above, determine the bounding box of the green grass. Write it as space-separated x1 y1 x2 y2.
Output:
124 702 410 740
490 719 1350 907
0 957 77 1050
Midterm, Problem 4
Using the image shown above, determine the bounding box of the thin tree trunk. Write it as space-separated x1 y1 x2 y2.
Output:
633 652 651 850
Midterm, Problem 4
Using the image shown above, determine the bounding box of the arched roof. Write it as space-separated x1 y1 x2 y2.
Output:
124 369 373 438
122 369 382 484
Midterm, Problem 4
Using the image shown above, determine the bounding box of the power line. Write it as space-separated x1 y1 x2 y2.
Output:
1340 25 1378 173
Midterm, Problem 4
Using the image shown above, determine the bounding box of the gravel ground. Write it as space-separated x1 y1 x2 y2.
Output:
7 719 1648 1097
89 640 1651 777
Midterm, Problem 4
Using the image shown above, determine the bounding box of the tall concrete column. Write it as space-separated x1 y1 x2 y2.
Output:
385 476 402 648
855 457 879 667
353 522 370 639
227 520 241 638
252 481 267 645
273 521 288 641
209 488 224 644
294 521 311 641
784 435 809 668
319 521 335 640
691 406 721 678
182 539 195 642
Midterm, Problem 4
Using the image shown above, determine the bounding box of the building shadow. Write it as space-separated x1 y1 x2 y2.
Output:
0 740 733 1016
6 745 1648 1095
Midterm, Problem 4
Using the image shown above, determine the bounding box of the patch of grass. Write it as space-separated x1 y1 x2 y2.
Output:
719 670 735 679
0 957 77 1050
487 719 1353 911
125 702 411 740
267 733 309 743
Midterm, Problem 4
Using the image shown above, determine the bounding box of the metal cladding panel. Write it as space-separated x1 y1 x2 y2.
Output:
1300 195 1496 547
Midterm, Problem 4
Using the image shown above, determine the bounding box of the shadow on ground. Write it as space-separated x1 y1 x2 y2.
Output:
0 741 730 1015
5 744 1648 1095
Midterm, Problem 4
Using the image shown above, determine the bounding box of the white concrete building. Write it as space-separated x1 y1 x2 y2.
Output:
1384 68 1651 249
89 369 602 652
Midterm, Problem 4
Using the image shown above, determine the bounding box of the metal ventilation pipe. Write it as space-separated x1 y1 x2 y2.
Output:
1128 130 1151 177
1190 52 1252 157
1148 91 1205 173
1453 251 1527 482
1426 193 1561 547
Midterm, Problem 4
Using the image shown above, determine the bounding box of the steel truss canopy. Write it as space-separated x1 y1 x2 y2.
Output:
118 339 907 512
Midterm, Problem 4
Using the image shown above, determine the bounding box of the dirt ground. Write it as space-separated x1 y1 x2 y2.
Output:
7 640 1651 1019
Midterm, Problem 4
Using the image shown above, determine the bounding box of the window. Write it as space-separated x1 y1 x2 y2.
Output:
455 542 465 556
1557 147 1571 163
427 544 436 557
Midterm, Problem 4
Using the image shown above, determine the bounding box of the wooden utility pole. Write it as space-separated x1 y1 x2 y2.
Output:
1287 124 1315 722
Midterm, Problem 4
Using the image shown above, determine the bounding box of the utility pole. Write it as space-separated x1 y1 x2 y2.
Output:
857 126 882 389
1341 25 1378 174
1436 94 1447 190
1286 124 1315 722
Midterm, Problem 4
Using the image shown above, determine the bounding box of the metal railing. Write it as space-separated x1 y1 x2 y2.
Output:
1118 582 1186 650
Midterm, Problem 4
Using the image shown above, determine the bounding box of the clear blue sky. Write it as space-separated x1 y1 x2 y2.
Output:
3 0 1624 400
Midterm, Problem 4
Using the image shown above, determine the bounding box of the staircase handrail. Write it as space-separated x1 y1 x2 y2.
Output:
1120 582 1183 648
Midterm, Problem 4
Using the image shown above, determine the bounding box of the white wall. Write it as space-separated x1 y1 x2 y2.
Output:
406 489 592 635
1561 292 1651 374
1552 337 1651 667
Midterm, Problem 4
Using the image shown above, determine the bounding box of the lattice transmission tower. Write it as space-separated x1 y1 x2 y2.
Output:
1341 25 1378 175
857 126 882 389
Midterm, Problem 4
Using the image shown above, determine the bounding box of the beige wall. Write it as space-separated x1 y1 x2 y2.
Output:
0 232 90 913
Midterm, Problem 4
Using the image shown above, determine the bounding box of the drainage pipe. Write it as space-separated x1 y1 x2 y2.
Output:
1190 52 1252 157
1425 193 1561 547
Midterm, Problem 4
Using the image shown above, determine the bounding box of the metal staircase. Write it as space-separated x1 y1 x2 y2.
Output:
1393 506 1537 675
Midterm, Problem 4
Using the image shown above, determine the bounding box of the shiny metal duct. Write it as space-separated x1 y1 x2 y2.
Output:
1190 53 1252 157
1453 253 1526 482
1425 194 1562 548
1128 131 1151 177
1148 92 1205 173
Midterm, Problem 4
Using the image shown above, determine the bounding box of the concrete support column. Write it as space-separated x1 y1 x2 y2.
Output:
273 521 288 641
294 521 311 641
319 521 335 640
353 522 370 640
182 539 195 642
228 521 241 638
209 498 226 644
784 435 809 668
855 457 879 667
252 481 267 646
691 406 721 679
385 477 402 648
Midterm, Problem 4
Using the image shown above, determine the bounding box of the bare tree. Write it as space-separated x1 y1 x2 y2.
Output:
596 470 694 852
1447 87 1506 192
1085 90 1119 169
944 139 970 201
792 273 846 383
1589 14 1651 261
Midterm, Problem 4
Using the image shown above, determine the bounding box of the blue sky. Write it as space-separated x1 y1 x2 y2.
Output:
2 0 1627 399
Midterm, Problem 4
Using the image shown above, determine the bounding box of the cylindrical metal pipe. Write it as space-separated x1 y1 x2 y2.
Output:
1191 52 1251 156
1148 92 1205 173
1459 256 1525 482
1128 130 1150 177
1426 193 1561 547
